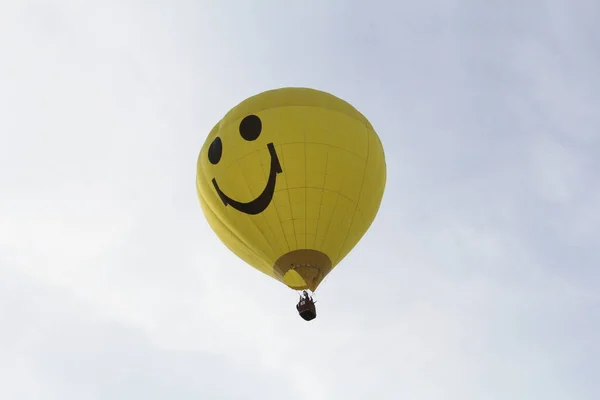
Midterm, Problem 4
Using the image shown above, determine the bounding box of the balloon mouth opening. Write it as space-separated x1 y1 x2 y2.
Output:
273 249 333 291
283 268 319 291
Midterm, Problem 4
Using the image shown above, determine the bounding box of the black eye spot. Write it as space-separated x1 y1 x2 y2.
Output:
239 115 262 141
208 137 222 165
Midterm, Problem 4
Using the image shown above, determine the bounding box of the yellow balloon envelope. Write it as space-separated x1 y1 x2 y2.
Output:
196 87 386 291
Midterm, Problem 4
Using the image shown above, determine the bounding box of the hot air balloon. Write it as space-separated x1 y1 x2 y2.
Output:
196 87 386 321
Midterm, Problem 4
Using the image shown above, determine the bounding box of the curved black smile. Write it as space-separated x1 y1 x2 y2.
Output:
212 143 283 215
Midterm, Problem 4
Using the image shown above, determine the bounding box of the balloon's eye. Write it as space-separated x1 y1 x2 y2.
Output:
208 137 222 164
239 115 262 141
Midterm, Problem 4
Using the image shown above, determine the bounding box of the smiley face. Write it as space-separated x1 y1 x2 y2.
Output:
207 114 283 215
196 87 386 293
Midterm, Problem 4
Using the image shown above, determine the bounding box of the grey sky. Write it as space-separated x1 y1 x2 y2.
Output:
1 1 599 399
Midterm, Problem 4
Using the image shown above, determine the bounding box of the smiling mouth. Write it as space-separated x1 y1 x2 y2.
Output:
212 142 283 215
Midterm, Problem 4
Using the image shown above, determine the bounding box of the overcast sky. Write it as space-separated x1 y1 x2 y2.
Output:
1 1 599 399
